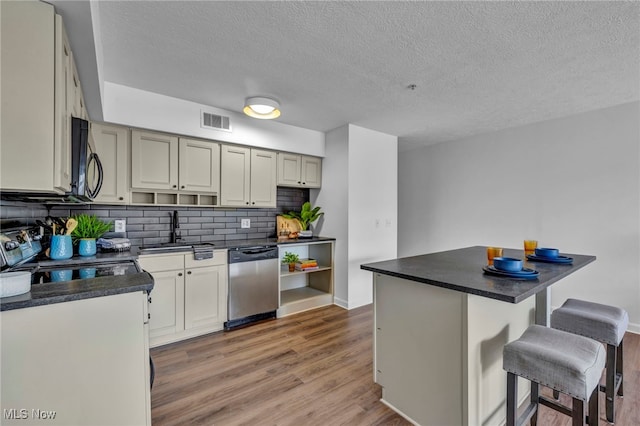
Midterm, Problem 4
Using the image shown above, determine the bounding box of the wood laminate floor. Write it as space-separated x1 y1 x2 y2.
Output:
151 305 639 426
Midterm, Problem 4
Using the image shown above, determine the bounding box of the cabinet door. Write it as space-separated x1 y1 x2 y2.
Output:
1 1 57 193
277 153 302 186
250 149 277 207
1 292 150 426
184 265 227 330
53 15 72 193
220 145 251 206
179 138 220 193
131 130 179 190
69 53 83 119
301 156 322 188
148 270 185 338
92 123 130 204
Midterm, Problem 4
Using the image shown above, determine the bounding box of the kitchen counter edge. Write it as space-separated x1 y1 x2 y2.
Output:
1 271 153 312
133 236 336 255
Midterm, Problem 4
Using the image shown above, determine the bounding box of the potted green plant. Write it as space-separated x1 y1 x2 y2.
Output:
71 214 112 256
281 202 324 238
282 252 300 272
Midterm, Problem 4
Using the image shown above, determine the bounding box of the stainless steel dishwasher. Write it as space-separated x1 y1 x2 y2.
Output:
225 245 279 330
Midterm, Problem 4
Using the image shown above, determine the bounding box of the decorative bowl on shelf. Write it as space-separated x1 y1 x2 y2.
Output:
492 257 523 272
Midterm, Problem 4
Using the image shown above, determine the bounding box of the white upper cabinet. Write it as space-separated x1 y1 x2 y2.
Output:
1 1 86 194
53 14 72 193
250 149 278 206
131 130 179 190
220 146 251 206
220 145 277 207
131 130 220 194
277 153 322 188
1 2 58 193
91 122 130 204
178 138 220 193
301 155 322 187
70 53 87 120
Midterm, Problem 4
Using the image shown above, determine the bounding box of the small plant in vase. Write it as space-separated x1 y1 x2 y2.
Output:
71 214 112 256
282 202 324 238
282 252 300 272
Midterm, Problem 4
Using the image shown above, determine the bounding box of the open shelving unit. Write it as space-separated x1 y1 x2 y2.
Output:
277 240 334 317
130 191 218 207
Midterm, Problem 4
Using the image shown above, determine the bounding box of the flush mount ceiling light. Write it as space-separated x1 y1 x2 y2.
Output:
243 97 281 119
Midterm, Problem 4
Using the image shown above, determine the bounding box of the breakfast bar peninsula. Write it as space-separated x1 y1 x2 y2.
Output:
361 246 595 426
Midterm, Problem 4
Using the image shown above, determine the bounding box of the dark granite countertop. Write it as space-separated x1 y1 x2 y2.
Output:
361 245 596 304
132 236 335 255
1 252 153 312
227 236 335 249
1 238 337 311
1 271 153 312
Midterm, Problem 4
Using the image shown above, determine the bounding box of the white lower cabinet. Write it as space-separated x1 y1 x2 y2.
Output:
148 269 185 338
138 250 227 347
184 264 226 329
0 292 151 425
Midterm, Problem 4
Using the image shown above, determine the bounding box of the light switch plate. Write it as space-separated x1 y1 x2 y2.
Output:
114 219 126 233
241 218 251 229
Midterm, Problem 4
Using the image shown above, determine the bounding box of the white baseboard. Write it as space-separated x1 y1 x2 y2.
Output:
333 296 348 309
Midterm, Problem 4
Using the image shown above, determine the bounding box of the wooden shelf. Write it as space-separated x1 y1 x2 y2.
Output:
278 287 333 317
280 265 331 277
278 240 334 317
130 191 218 207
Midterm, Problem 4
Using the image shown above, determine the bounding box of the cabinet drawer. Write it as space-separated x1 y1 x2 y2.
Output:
138 254 185 272
185 250 226 269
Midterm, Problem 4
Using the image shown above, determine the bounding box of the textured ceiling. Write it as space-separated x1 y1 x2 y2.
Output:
62 1 640 149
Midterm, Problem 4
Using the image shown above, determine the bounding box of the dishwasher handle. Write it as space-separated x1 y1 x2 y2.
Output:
243 248 275 255
228 245 279 263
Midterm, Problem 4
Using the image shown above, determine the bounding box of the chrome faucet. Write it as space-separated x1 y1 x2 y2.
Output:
170 210 182 243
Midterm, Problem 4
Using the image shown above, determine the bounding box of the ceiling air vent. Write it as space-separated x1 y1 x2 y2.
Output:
201 110 232 132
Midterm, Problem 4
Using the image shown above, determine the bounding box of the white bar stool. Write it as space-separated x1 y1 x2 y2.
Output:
503 325 606 426
551 298 629 423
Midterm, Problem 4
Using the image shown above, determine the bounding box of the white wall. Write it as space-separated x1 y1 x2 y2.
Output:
398 102 640 332
347 125 398 308
313 125 349 307
103 82 325 156
315 124 398 309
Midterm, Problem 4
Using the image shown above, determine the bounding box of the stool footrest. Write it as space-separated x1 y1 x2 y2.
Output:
599 371 623 395
516 402 538 426
539 395 572 417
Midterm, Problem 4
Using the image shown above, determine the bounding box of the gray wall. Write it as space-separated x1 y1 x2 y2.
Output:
1 188 308 247
398 101 640 332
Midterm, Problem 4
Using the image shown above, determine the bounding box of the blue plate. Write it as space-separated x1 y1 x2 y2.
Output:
483 265 539 280
526 254 573 264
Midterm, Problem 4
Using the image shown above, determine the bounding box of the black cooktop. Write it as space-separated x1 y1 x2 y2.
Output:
31 261 140 285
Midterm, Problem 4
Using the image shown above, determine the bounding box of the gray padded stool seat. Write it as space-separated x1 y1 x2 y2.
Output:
551 298 628 423
503 325 606 426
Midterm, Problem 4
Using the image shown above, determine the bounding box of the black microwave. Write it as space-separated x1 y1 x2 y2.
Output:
70 117 103 201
